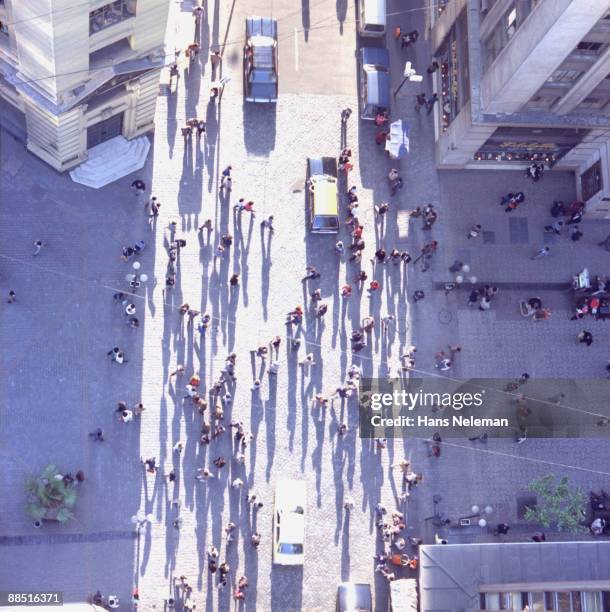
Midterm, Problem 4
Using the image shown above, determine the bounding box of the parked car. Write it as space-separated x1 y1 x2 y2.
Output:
306 157 339 234
358 0 387 37
273 479 306 565
358 47 390 120
336 583 373 612
244 16 279 103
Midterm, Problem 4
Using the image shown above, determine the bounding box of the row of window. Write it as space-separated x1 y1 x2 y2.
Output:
90 0 136 35
481 590 609 611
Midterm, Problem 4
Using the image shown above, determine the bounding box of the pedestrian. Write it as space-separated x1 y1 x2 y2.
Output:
578 330 593 346
229 273 239 287
426 93 438 115
435 358 451 371
530 246 550 260
423 207 438 229
375 202 390 216
374 248 386 264
335 241 345 255
131 179 146 195
316 303 328 317
251 532 261 547
368 280 380 293
7 290 16 303
210 50 221 71
415 93 427 112
427 60 439 74
467 224 482 239
544 220 563 235
570 225 583 242
107 346 127 364
231 478 244 489
261 215 274 233
33 240 45 256
142 457 157 474
341 284 352 298
478 296 492 311
300 353 316 367
412 290 425 302
495 522 510 535
401 29 419 48
173 441 184 453
302 266 321 281
341 107 352 124
88 428 105 442
213 456 226 469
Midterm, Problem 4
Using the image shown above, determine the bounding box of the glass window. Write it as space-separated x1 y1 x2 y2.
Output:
582 591 603 612
89 0 137 35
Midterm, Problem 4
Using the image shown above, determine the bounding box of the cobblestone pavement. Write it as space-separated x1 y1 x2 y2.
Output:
2 0 610 610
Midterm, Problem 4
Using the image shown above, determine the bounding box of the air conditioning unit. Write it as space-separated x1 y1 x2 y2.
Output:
459 518 472 526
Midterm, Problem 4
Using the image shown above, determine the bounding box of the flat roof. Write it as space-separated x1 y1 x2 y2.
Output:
419 542 610 611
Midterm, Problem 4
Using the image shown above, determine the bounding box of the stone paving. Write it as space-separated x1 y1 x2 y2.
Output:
2 0 610 610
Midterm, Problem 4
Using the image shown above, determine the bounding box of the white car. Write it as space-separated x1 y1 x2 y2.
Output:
273 479 306 565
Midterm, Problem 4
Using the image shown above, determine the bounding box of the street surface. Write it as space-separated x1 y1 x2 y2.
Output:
1 0 610 610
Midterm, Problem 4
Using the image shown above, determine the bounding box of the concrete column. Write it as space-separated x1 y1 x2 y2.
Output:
480 0 608 114
553 47 610 115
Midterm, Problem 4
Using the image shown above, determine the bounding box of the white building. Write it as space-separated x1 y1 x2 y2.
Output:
0 0 169 172
429 0 610 215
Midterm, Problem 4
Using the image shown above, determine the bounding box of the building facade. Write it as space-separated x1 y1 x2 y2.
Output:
0 0 169 172
429 0 610 215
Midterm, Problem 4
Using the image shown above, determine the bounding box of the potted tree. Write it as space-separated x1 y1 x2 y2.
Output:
26 464 77 525
524 474 587 534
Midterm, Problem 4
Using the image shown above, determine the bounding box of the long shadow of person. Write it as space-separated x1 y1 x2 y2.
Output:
302 0 310 42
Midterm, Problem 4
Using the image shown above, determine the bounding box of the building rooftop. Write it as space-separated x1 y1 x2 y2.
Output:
419 542 610 611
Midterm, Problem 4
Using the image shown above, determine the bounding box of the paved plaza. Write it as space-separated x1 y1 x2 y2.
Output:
2 0 610 610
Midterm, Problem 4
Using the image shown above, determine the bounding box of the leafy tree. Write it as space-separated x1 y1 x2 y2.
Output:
25 464 77 525
524 474 587 534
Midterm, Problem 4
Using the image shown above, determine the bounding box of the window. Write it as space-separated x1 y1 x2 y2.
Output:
578 41 602 51
549 69 582 83
89 0 136 35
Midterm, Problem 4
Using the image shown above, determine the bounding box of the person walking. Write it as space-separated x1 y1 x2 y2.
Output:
544 220 563 235
530 246 550 260
7 290 16 304
401 29 419 48
425 93 438 115
427 60 439 74
33 240 45 256
578 330 593 346
467 224 482 239
415 93 427 112
261 215 274 233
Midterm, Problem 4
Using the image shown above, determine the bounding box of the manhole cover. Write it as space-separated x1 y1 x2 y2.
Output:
438 309 452 324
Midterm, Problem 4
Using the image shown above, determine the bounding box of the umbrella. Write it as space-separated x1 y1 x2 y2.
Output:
387 120 410 159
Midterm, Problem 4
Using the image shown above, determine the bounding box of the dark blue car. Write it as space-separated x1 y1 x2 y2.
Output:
244 17 279 103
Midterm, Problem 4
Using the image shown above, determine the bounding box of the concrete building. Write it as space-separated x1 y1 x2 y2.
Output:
429 0 610 215
419 541 610 610
0 0 169 172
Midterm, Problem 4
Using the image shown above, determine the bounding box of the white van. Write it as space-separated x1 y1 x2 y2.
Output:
358 0 387 37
